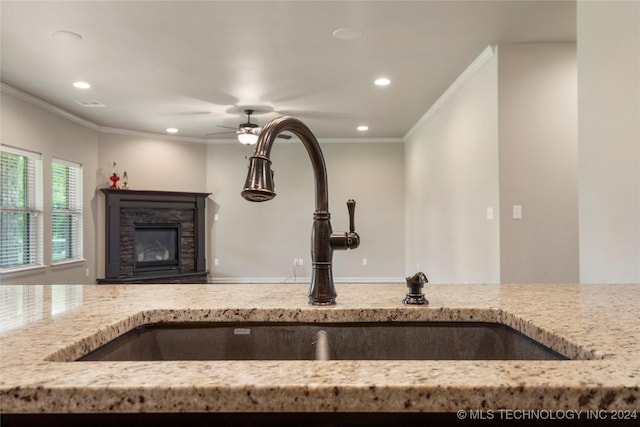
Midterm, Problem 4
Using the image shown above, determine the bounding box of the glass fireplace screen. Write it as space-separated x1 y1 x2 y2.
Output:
133 224 180 272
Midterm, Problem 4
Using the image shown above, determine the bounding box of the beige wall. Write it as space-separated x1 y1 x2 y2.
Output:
94 132 208 278
1 92 99 285
96 132 208 193
207 141 405 282
4 0 639 286
405 43 579 284
404 50 500 284
578 1 640 283
498 43 579 283
2 88 404 285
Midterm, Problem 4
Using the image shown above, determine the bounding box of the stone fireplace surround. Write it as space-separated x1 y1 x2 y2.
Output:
98 189 210 284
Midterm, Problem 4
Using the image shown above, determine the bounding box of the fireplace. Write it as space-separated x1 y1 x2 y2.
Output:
98 189 210 284
134 224 180 273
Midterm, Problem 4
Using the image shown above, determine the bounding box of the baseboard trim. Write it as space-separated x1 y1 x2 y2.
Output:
208 276 405 284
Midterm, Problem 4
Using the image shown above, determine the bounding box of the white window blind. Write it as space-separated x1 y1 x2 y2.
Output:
1 146 43 269
51 158 83 263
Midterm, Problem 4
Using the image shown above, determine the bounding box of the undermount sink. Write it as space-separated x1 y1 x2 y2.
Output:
78 322 567 361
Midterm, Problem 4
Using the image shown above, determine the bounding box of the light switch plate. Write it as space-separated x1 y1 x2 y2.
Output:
486 207 494 220
512 205 522 219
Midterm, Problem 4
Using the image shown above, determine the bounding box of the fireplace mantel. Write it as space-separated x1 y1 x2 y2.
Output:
98 189 210 284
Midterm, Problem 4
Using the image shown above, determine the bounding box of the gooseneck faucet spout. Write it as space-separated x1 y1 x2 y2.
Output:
241 116 360 305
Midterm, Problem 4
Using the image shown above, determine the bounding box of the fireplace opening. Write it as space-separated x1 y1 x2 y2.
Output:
134 224 181 274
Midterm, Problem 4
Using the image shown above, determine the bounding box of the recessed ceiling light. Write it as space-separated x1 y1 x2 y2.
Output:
166 128 178 134
332 28 363 40
73 81 91 89
357 125 369 132
50 30 83 42
374 77 391 86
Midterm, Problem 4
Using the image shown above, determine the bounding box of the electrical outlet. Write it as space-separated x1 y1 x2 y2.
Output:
362 258 368 266
298 258 303 266
214 258 219 266
214 214 219 221
85 268 90 277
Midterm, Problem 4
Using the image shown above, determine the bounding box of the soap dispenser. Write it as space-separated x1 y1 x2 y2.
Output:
403 272 429 305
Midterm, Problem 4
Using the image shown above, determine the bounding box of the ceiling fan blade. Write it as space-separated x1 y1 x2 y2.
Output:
206 130 236 136
210 109 290 140
276 110 355 121
243 126 290 140
243 126 262 134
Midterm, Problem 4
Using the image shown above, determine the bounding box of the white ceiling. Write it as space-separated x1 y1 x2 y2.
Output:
1 1 576 142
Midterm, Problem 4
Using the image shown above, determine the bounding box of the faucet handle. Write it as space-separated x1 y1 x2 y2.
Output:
330 199 360 251
347 199 356 233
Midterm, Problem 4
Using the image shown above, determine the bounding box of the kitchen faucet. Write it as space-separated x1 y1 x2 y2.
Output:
241 116 360 305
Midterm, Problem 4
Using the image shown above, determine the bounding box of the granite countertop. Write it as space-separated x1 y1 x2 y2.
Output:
1 283 639 415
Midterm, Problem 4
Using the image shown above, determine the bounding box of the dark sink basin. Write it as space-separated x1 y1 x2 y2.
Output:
78 322 567 361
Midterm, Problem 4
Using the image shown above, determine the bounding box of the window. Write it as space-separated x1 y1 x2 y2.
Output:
51 158 83 263
1 146 43 269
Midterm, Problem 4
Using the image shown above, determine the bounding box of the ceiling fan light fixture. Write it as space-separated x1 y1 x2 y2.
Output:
238 133 258 145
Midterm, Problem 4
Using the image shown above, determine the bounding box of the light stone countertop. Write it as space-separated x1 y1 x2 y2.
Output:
0 283 639 414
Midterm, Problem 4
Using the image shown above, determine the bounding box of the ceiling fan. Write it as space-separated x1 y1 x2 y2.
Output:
206 109 292 144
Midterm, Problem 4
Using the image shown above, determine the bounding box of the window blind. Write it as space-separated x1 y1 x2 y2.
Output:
52 158 83 263
1 146 43 269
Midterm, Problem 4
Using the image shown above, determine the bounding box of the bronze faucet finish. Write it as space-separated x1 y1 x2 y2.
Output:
242 116 360 305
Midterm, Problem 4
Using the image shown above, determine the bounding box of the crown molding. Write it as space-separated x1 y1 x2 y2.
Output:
1 83 210 144
99 126 207 144
318 138 404 144
3 83 406 145
1 83 101 131
403 45 497 141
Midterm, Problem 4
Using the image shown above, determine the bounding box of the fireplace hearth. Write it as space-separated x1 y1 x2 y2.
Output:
98 189 210 284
